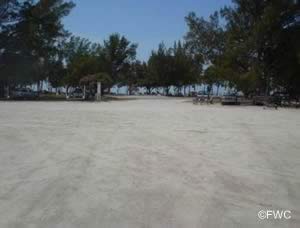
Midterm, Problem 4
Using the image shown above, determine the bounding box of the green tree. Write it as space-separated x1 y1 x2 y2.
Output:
63 34 139 95
172 41 201 95
48 60 66 91
120 61 141 95
0 1 34 96
185 12 224 65
148 42 174 95
135 62 156 94
101 33 138 89
220 0 300 96
62 35 107 93
185 11 225 94
0 0 75 96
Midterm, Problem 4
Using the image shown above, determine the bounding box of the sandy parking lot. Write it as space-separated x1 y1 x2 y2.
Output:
0 97 300 228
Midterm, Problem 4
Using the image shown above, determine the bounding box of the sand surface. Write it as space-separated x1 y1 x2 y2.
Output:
0 97 300 228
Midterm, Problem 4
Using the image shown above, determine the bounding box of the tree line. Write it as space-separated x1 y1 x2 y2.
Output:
1 0 299 98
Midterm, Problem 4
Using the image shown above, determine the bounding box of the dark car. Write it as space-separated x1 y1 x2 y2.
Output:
11 88 38 100
272 92 290 106
253 95 268 106
222 95 241 105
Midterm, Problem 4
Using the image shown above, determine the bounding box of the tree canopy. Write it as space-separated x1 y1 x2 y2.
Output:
0 0 75 92
185 0 300 97
1 0 299 98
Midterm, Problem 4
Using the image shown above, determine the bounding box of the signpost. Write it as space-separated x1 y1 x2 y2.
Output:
96 82 102 101
83 85 86 100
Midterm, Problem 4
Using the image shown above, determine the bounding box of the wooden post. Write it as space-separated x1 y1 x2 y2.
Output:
96 82 101 101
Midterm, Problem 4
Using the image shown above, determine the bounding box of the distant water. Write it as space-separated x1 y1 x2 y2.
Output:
111 85 228 96
30 81 232 96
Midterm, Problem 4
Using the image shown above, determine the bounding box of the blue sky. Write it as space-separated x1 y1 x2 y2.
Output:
63 0 231 61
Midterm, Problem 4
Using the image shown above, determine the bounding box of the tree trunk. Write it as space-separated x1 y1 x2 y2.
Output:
0 83 4 98
165 87 169 96
177 86 180 96
128 85 132 95
39 81 43 94
6 85 10 99
66 86 69 99
37 81 40 94
265 75 269 97
207 84 212 99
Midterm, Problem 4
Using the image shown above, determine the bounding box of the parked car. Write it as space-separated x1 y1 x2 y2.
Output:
272 92 290 106
253 95 268 105
193 93 210 104
11 88 38 99
70 88 84 99
189 91 198 97
222 95 241 105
